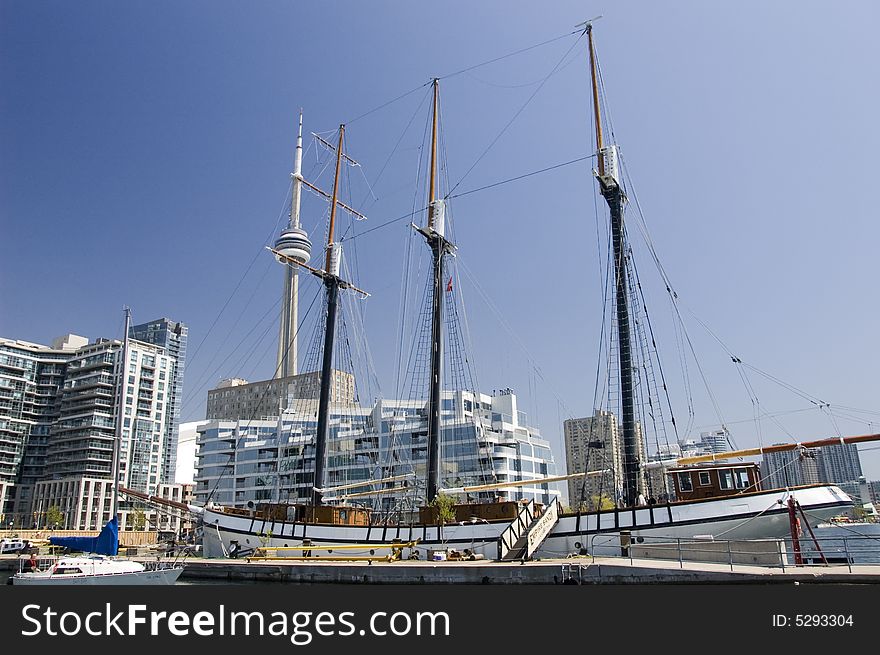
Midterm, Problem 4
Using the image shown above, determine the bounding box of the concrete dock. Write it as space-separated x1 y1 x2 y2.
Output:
5 554 880 584
175 556 880 584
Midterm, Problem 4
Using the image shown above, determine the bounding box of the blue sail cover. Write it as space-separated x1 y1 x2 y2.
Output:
49 516 118 555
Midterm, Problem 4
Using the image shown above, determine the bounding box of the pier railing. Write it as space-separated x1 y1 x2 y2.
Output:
586 533 880 572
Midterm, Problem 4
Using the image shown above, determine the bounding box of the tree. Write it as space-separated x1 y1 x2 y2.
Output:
590 494 616 511
431 493 456 526
130 508 146 531
46 506 64 530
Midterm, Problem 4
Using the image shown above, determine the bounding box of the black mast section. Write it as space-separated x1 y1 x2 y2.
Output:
605 183 639 506
312 277 339 507
312 124 346 507
588 25 640 507
425 231 446 502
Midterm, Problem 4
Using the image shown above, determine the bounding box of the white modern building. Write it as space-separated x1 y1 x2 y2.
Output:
195 388 560 511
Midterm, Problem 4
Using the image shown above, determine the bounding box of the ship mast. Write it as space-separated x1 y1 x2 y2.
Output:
587 24 641 507
311 125 346 507
267 123 368 509
417 79 453 504
111 307 131 523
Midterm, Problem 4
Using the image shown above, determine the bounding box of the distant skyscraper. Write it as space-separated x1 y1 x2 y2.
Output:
816 443 863 484
564 410 647 509
129 318 188 484
762 445 821 489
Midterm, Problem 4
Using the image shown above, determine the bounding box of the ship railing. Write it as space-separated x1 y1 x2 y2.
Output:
585 533 880 573
17 554 59 573
497 499 536 561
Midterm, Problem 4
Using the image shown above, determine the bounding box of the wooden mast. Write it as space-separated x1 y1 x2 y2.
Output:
587 25 605 176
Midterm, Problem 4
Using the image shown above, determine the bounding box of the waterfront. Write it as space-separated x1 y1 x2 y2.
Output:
788 523 880 564
4 523 879 586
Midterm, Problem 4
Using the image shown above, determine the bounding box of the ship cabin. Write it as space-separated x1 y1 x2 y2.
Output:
668 462 762 501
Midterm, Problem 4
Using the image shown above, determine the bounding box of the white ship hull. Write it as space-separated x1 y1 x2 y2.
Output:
201 484 852 560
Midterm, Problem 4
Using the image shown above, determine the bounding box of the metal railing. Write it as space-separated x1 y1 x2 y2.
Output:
497 500 535 560
583 532 880 573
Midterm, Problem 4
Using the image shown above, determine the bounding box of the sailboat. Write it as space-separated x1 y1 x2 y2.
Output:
195 24 869 561
12 309 184 585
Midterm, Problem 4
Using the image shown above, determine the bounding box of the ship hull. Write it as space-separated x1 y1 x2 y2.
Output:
201 484 852 560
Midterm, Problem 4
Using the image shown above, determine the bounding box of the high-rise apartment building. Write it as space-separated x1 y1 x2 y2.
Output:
1 320 187 530
0 335 85 521
129 318 188 485
762 442 863 490
32 336 175 529
563 410 647 510
817 443 863 485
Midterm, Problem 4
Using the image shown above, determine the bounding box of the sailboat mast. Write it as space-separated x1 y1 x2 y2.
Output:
425 79 446 503
312 124 346 507
111 307 131 521
587 25 640 506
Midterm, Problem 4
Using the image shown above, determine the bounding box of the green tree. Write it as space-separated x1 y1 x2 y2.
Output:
590 494 616 511
45 506 64 529
130 508 146 531
431 493 456 526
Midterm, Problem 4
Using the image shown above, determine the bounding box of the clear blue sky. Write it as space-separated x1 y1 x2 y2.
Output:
2 1 879 480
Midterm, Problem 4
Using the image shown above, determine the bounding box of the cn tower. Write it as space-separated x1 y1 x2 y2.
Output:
274 111 312 377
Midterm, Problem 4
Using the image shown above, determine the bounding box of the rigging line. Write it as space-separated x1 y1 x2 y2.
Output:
182 187 291 381
438 29 580 80
628 242 680 448
737 361 829 406
345 81 432 125
342 152 595 244
456 255 577 421
617 164 730 436
178 290 283 419
799 508 880 544
447 154 596 200
592 214 613 415
339 206 426 242
444 30 587 199
358 85 433 212
203 284 323 505
181 252 278 402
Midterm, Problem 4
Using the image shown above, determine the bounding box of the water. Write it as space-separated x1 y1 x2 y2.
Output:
787 523 880 564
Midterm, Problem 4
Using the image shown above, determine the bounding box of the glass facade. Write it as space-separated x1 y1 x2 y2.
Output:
194 389 560 512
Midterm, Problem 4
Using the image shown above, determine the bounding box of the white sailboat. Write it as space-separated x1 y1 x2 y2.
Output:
195 24 868 562
12 309 184 585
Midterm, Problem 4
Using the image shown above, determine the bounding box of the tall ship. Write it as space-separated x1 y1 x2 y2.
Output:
186 23 868 561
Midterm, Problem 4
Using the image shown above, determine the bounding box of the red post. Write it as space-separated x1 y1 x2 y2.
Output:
787 496 803 565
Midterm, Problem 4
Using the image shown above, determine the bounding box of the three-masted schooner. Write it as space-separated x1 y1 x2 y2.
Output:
193 24 863 561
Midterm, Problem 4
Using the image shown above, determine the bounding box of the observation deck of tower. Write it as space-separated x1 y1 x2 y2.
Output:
274 111 312 378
